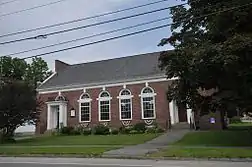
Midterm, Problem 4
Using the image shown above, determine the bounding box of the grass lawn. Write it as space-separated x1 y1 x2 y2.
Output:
173 131 252 147
3 133 159 146
0 134 159 156
228 123 252 131
151 147 252 158
150 128 252 159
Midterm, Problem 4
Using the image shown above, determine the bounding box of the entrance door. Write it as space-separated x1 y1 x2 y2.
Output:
178 103 187 122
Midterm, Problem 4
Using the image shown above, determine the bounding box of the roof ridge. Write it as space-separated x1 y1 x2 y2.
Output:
69 50 165 67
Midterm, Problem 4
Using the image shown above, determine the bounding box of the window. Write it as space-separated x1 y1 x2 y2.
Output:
140 87 156 119
118 89 133 120
78 93 91 122
98 91 111 121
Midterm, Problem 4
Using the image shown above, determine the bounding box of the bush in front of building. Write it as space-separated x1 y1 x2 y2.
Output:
133 122 147 133
230 116 242 124
82 128 92 135
60 126 74 135
110 128 119 135
92 124 110 135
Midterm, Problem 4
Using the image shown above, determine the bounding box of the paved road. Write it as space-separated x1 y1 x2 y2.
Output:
0 157 251 167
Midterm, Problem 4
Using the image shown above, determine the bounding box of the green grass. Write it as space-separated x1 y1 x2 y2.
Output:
3 134 159 146
228 123 252 131
0 147 113 156
173 131 252 147
151 147 252 158
0 134 160 156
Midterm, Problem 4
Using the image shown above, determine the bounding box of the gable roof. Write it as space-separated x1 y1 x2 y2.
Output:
38 51 166 91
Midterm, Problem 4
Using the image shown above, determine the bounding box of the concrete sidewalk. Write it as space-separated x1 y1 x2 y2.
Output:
103 129 190 158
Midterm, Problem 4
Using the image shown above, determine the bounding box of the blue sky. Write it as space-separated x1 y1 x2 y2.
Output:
0 0 180 71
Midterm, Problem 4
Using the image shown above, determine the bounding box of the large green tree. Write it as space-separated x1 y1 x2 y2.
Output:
0 81 39 142
159 0 252 123
0 56 51 141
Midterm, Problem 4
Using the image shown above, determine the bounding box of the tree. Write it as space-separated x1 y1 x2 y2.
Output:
0 81 39 142
0 56 51 141
0 56 52 87
25 57 53 88
158 0 252 126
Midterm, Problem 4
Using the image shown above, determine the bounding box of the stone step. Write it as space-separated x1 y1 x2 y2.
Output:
172 122 190 129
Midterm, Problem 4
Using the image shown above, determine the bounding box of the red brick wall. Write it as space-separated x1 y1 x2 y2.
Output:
36 80 172 134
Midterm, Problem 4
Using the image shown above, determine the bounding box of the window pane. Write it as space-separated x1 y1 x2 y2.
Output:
142 87 153 93
81 93 90 99
100 91 109 97
121 89 131 95
80 103 90 122
100 100 110 120
121 99 131 119
142 97 154 119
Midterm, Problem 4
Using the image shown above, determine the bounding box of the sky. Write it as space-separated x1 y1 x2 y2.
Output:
0 0 180 70
0 0 181 132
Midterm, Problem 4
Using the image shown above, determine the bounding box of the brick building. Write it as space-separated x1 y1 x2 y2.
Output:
36 52 192 134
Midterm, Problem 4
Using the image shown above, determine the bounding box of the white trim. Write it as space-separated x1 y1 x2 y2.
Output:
118 89 133 121
38 72 57 88
140 86 156 120
79 101 91 123
38 77 178 94
78 92 92 123
98 91 111 122
45 101 67 106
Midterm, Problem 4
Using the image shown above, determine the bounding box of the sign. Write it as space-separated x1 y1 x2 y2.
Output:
210 117 215 124
70 109 75 117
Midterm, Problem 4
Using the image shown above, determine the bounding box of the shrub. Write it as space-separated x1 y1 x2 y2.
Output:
119 126 132 134
110 128 119 135
133 122 146 133
129 130 139 134
93 124 110 135
230 116 242 124
82 128 92 135
155 127 165 133
145 127 156 134
60 126 74 135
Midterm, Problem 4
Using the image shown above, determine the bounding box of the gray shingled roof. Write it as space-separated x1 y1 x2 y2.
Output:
38 51 165 90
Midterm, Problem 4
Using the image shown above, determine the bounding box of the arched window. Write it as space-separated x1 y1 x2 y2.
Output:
97 91 112 121
78 93 92 122
118 89 133 120
55 95 66 101
140 87 156 119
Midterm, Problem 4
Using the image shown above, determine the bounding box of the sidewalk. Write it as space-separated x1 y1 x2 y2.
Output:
102 129 190 158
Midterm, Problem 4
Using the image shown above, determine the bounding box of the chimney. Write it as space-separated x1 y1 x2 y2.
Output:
55 60 69 72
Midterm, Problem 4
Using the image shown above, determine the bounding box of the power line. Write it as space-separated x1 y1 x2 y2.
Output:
0 0 185 39
0 6 181 45
0 0 69 18
5 17 171 57
0 0 19 6
17 1 252 60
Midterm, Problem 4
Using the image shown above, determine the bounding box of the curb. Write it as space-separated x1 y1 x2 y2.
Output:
1 154 252 162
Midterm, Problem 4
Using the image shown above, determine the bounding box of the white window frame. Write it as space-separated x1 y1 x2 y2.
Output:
78 93 92 123
117 89 133 121
139 87 157 120
97 91 112 122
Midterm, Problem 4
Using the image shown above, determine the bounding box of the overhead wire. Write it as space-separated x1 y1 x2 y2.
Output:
0 0 69 18
0 5 184 45
16 2 252 60
0 0 19 6
5 17 171 57
0 0 185 39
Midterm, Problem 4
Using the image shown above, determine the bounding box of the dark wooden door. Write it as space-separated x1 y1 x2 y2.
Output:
178 103 187 122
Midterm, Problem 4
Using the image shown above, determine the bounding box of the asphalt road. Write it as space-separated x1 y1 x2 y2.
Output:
0 157 252 167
